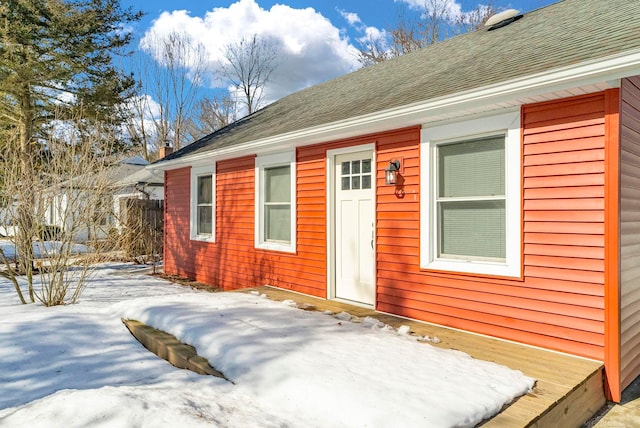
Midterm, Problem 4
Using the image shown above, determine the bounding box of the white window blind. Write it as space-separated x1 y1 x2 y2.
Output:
264 165 291 243
197 175 213 235
436 136 506 261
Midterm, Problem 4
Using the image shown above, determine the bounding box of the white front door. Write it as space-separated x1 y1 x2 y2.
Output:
334 150 375 306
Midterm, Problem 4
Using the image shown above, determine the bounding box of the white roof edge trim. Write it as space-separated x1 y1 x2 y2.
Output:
150 48 640 172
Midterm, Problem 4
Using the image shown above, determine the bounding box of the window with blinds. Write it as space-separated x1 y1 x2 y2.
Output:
196 175 213 235
264 165 291 243
190 164 215 242
255 151 296 253
420 111 521 277
436 136 505 261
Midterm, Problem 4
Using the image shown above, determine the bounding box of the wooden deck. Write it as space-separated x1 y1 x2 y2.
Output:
238 286 605 428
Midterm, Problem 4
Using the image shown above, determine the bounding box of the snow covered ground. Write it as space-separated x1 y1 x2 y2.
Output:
0 263 535 427
0 239 90 259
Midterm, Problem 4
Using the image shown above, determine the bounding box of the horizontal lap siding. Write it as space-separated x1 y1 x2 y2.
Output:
164 131 414 297
294 146 327 296
213 156 262 289
620 76 640 390
164 167 192 279
166 95 610 362
521 94 606 360
376 94 607 361
163 155 327 296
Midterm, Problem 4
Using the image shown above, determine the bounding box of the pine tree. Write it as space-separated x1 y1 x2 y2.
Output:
0 0 142 297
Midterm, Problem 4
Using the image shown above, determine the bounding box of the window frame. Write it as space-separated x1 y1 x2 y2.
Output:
190 164 216 242
255 151 297 253
420 111 521 277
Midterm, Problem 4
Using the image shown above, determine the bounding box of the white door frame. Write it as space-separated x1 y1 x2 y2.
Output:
326 143 376 307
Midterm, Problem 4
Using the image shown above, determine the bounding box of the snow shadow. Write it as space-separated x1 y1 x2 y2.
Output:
120 298 316 385
0 310 207 410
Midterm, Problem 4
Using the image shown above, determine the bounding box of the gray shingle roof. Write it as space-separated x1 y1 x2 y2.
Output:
158 0 640 164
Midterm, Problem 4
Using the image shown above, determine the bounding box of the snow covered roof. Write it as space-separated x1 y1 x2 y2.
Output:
120 155 149 166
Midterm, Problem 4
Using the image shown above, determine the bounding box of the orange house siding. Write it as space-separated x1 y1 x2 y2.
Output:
164 166 192 278
164 90 623 393
377 93 612 363
164 155 328 295
163 130 420 297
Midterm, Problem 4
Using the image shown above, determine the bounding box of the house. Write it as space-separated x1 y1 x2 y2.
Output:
110 157 164 230
45 155 164 241
151 0 640 402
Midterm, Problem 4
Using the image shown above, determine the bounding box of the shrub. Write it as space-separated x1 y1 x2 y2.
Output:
39 225 62 241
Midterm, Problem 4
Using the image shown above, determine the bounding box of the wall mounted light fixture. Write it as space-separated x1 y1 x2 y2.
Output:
385 160 401 185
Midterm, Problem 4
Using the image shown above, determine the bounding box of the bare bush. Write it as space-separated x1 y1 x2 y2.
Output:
115 198 163 273
0 119 120 306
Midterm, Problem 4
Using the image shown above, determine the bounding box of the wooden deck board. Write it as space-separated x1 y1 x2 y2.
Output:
238 286 604 427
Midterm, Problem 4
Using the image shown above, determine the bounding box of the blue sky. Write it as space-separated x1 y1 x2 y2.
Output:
123 0 557 35
118 0 558 106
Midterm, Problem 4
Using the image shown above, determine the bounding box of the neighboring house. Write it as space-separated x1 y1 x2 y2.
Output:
152 0 640 402
111 160 164 229
46 155 164 240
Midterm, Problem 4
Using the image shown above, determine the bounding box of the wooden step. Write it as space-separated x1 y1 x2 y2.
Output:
122 318 231 381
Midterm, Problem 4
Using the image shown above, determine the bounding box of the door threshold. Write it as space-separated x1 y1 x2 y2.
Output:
332 297 375 310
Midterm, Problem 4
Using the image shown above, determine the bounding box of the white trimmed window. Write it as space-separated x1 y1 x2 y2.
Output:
420 111 521 277
190 164 215 242
255 151 296 252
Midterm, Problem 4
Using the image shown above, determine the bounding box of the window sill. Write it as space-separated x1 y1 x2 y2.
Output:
190 234 215 243
256 242 296 253
421 258 521 279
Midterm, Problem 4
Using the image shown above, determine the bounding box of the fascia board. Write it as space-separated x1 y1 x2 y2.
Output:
151 48 640 171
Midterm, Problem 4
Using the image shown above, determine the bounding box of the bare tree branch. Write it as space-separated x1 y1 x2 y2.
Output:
184 95 238 142
128 31 208 158
220 35 280 115
357 0 502 66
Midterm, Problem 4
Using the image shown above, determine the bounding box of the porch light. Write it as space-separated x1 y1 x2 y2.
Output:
385 160 401 185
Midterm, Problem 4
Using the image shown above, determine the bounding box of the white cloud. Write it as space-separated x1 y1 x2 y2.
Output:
337 8 393 64
127 94 161 124
338 9 362 27
142 0 361 104
121 94 162 151
361 26 388 44
396 0 464 20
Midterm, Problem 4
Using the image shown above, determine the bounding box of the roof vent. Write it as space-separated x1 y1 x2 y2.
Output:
485 9 522 31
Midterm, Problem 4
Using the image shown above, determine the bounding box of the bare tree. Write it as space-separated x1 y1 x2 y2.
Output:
128 31 208 158
0 0 140 289
358 0 500 65
220 35 280 115
422 0 458 44
123 92 154 161
453 3 498 34
184 95 238 142
357 33 393 65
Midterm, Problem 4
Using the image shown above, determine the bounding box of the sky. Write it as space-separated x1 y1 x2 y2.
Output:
118 0 558 106
0 262 534 427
